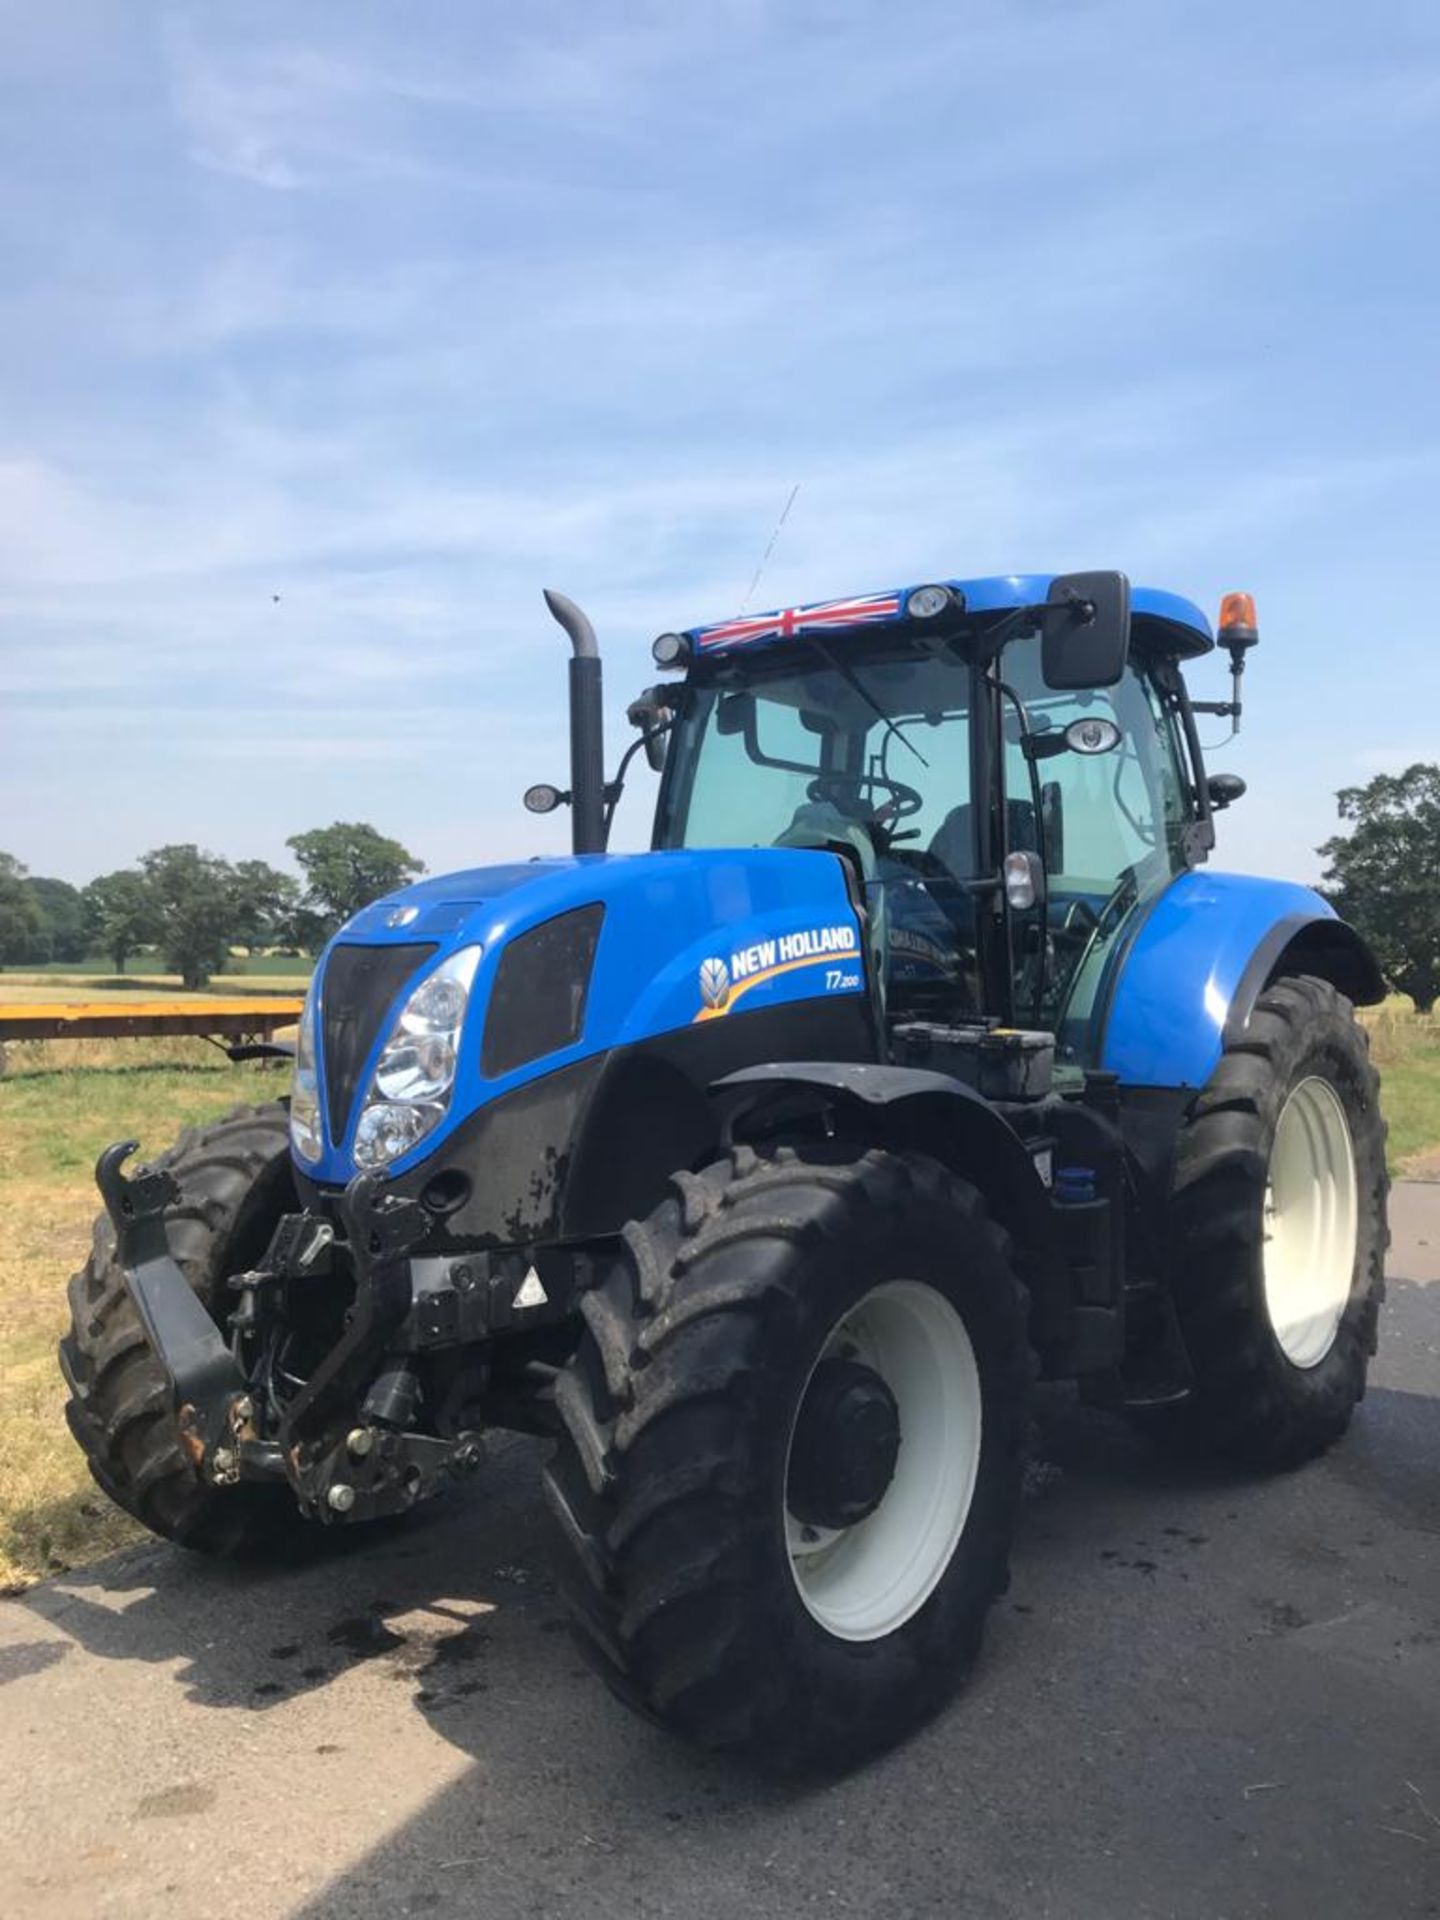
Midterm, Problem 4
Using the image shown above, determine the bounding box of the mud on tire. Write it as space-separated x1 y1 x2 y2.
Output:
1156 973 1388 1468
58 1102 304 1556
542 1142 1031 1772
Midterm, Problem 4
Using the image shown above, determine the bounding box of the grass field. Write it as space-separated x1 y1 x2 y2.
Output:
5 952 315 979
1 1006 1436 1594
1 964 311 1009
1360 999 1440 1176
1 978 309 1012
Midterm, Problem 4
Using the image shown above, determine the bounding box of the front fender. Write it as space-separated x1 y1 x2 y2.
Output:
1100 872 1384 1092
713 1060 1056 1253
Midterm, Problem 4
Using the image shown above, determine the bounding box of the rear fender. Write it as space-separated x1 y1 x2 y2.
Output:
1222 913 1385 1045
1100 872 1384 1092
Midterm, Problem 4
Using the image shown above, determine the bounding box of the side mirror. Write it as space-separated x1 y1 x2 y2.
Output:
1041 571 1131 690
1207 773 1247 810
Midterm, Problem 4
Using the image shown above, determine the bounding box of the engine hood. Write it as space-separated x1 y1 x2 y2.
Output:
301 847 867 1183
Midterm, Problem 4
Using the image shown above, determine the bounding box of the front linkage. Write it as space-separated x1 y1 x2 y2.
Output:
94 1141 487 1524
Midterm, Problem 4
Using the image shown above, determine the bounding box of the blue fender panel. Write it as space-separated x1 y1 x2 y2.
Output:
1101 871 1339 1091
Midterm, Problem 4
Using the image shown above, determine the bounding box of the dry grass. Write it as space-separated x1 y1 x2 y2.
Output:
1358 997 1440 1177
0 972 310 1005
0 1039 282 1591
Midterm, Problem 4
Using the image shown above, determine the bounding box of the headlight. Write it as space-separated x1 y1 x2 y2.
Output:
353 945 482 1169
290 978 323 1163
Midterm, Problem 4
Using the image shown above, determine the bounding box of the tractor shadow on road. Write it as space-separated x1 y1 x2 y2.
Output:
21 1349 1437 1731
16 1298 1440 1919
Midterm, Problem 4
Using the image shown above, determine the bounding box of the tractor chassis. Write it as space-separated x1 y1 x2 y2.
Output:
92 1071 1191 1534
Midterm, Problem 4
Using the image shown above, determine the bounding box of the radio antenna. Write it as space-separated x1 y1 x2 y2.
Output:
738 482 800 613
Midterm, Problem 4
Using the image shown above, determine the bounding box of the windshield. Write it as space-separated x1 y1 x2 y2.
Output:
655 645 983 1020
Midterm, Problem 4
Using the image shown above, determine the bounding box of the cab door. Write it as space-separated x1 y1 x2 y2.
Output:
1000 637 1193 1073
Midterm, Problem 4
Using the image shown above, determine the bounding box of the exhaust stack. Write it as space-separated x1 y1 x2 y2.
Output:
543 589 606 856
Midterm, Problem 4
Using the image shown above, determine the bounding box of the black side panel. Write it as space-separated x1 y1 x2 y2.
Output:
564 993 877 1233
481 904 604 1080
1115 1082 1193 1280
322 943 436 1140
364 991 879 1250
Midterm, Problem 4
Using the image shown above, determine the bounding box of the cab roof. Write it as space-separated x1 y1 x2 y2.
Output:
683 574 1214 661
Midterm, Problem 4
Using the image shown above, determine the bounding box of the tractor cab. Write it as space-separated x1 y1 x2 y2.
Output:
642 574 1227 1083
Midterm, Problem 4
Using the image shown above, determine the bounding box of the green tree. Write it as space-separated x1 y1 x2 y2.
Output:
26 875 89 963
286 822 424 943
82 869 160 975
1319 762 1440 1015
227 860 302 951
0 852 44 965
138 844 236 990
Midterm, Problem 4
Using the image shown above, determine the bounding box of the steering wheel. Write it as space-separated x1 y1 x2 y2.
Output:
806 774 924 824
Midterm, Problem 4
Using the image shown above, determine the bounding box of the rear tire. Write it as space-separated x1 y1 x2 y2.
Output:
59 1103 307 1556
542 1143 1030 1772
1152 974 1387 1468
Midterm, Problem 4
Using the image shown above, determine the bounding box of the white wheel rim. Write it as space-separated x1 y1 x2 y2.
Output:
784 1280 982 1643
1262 1075 1358 1369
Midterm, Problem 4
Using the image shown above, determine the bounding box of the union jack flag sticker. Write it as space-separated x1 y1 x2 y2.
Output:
689 589 904 653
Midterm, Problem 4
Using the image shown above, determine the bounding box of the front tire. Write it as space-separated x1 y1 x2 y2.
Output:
1157 974 1387 1468
59 1103 305 1556
542 1143 1030 1772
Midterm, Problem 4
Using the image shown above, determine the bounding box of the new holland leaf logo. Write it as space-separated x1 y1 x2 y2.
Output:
699 955 731 1011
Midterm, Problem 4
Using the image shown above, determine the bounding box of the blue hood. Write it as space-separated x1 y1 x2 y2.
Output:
302 848 866 1183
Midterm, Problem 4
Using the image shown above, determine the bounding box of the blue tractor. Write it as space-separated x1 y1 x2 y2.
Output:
61 572 1388 1770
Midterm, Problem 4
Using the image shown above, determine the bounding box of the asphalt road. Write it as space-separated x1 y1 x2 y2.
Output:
3 1188 1437 1920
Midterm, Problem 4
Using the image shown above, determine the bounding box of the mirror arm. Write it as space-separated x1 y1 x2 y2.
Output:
601 735 654 837
1021 731 1069 760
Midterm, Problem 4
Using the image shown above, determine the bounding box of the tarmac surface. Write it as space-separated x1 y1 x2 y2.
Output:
2 1186 1436 1920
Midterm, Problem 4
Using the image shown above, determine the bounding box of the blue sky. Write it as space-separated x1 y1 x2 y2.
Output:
2 0 1437 889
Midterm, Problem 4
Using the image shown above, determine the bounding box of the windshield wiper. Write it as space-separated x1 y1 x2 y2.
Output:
804 636 930 769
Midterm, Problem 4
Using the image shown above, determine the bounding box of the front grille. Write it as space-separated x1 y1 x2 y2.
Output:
321 942 436 1142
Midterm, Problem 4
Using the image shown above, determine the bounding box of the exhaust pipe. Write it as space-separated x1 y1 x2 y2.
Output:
543 589 606 856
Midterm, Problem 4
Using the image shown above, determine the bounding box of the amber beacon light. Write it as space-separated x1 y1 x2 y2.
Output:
1217 591 1259 648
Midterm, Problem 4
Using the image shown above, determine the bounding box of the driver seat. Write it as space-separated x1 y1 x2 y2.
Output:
929 799 1040 881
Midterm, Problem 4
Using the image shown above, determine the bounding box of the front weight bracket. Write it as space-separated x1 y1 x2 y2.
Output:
94 1141 247 1475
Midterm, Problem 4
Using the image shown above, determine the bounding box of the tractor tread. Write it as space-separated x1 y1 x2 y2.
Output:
1141 974 1388 1468
541 1140 1031 1772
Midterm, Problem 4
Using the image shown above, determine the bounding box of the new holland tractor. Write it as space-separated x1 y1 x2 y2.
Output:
60 572 1388 1770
